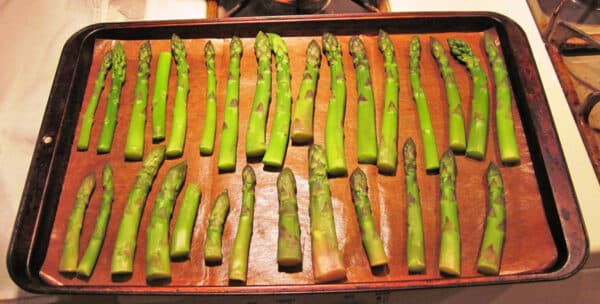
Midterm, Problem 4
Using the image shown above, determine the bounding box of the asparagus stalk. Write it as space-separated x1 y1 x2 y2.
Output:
199 41 217 155
245 32 272 158
290 40 321 144
403 138 425 273
430 37 467 153
409 36 440 172
151 52 172 141
483 33 520 164
170 183 201 259
111 145 166 275
376 30 399 174
146 161 187 280
448 37 489 160
308 144 346 282
59 173 96 273
229 165 256 282
97 42 126 153
217 37 243 172
477 163 506 275
76 164 114 277
124 41 152 160
276 167 302 266
349 167 388 267
349 36 378 164
77 51 112 150
322 32 348 176
204 191 230 263
165 34 190 158
438 149 460 276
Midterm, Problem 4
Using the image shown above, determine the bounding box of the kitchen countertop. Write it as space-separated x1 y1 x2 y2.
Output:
1 0 598 302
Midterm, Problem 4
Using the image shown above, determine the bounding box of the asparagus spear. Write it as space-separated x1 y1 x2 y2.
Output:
199 41 217 155
204 191 230 263
403 138 425 273
349 167 388 267
409 36 440 172
217 37 243 172
76 164 114 277
146 161 187 280
170 183 201 259
151 52 172 141
290 40 321 144
59 173 95 273
349 36 378 164
111 145 166 275
308 144 346 282
276 167 302 266
322 32 348 176
77 51 112 150
430 37 467 153
376 30 399 174
245 32 272 158
438 149 460 276
165 34 190 158
477 163 506 275
483 33 520 164
124 41 152 161
97 42 126 153
448 38 489 160
229 165 256 282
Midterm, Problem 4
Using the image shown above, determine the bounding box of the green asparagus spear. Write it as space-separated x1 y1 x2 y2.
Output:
430 37 467 153
376 30 399 174
146 161 187 280
76 164 114 277
245 32 272 158
483 33 520 164
97 42 126 153
438 149 460 276
217 37 243 172
403 138 425 273
77 51 112 150
349 167 388 267
290 40 321 144
165 34 189 158
322 32 348 176
308 144 346 282
349 36 378 164
124 41 152 161
151 52 172 141
59 173 96 273
204 191 230 263
409 36 440 172
229 165 256 282
170 183 201 259
448 37 489 160
276 167 302 266
477 163 506 275
111 145 166 275
200 41 217 155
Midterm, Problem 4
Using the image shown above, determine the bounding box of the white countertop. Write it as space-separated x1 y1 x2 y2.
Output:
1 0 598 302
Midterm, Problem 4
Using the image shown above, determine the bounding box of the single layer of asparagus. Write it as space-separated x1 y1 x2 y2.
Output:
376 30 399 174
204 191 230 263
170 183 201 259
111 146 165 275
477 163 506 275
409 36 440 172
199 41 217 155
483 33 520 164
277 167 302 266
165 34 190 158
290 40 321 144
59 173 96 273
438 149 461 276
448 37 489 160
403 138 425 273
97 42 126 153
76 164 114 277
77 51 112 150
217 37 243 172
229 165 256 282
151 52 172 141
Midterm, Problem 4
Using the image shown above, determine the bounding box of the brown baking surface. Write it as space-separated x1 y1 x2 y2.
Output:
39 31 557 288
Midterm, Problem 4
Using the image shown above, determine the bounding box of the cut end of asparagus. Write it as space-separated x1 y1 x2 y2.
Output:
230 36 243 57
